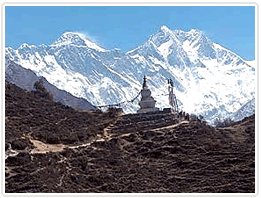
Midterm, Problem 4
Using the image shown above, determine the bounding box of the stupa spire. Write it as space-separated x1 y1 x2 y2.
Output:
142 75 148 89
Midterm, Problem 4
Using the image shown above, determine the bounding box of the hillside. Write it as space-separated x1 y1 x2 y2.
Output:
5 81 255 193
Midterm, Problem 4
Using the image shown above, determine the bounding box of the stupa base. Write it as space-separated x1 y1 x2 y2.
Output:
137 107 159 113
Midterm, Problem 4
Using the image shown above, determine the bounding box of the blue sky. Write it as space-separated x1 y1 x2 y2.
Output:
5 5 256 60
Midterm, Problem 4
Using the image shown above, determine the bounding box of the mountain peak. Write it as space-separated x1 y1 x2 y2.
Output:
189 28 203 33
51 32 106 52
18 43 36 49
187 29 204 38
160 25 172 33
51 32 83 46
60 32 81 39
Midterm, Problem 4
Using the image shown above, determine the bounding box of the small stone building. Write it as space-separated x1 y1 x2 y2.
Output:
137 76 159 113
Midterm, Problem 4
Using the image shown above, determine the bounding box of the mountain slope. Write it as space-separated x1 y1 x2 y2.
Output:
5 57 95 110
5 26 255 123
231 98 255 122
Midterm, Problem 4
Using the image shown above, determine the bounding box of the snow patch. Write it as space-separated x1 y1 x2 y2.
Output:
158 40 174 58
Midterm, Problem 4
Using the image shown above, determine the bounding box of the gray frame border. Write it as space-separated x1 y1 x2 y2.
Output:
1 2 259 198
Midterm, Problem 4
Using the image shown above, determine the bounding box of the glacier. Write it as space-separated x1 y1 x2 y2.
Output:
5 25 255 124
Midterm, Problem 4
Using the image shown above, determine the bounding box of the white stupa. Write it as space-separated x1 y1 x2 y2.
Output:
137 75 159 113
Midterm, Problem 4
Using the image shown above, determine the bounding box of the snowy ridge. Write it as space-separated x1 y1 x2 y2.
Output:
231 98 255 122
245 60 257 69
51 32 106 52
5 25 255 124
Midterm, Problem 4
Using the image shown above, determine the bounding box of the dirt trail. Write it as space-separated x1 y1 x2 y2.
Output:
29 116 184 154
30 116 122 154
30 139 65 154
151 120 189 132
30 135 105 154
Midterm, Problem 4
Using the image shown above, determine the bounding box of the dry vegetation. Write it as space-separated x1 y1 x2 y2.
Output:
5 81 255 193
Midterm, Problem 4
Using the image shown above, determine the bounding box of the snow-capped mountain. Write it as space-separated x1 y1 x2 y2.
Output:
5 25 255 124
5 57 96 110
